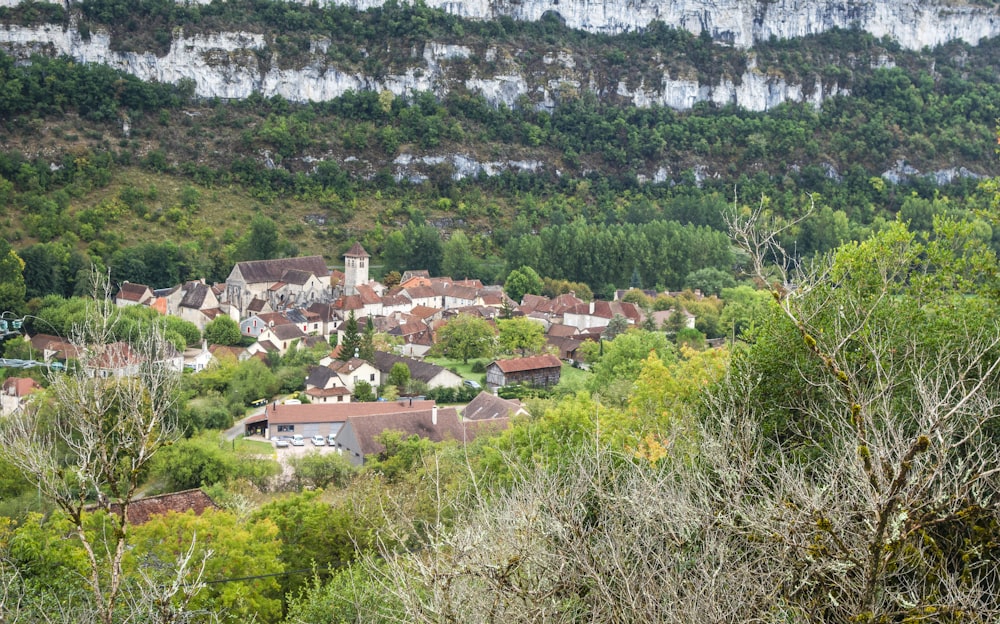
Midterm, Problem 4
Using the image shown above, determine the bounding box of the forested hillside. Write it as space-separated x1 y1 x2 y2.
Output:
1 0 999 298
1 1 1000 622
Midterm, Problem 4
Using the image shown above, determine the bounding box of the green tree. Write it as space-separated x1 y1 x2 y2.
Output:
150 433 235 490
126 509 284 623
203 314 242 346
431 314 495 363
442 230 478 279
602 313 630 340
227 358 278 407
288 451 356 490
241 214 281 261
0 240 26 314
719 285 773 341
683 266 736 297
359 314 376 362
583 329 675 404
339 310 362 360
254 491 375 600
0 272 187 624
504 266 543 303
353 380 375 402
387 361 411 391
162 315 201 348
497 317 546 357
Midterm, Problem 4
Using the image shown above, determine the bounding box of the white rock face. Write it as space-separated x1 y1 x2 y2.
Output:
1 0 996 49
0 0 990 111
0 23 848 111
176 0 1000 49
393 152 543 182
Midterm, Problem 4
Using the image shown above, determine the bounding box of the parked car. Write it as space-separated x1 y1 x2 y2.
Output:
291 435 305 446
270 436 289 448
464 379 481 389
327 433 337 445
311 435 325 446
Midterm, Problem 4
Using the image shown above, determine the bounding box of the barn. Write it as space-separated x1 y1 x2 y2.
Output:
485 354 563 389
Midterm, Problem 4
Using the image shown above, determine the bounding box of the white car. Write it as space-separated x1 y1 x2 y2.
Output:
290 435 305 446
270 436 289 448
328 433 337 445
311 435 325 446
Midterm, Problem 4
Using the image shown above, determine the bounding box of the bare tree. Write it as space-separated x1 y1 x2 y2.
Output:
349 217 1000 623
718 212 1000 621
0 270 213 624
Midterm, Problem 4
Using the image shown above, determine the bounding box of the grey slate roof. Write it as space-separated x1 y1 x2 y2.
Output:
179 282 210 309
462 392 525 421
345 407 474 457
271 324 307 341
280 268 313 285
372 351 450 384
234 256 328 284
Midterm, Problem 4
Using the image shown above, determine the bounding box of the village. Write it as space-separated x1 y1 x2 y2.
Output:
2 242 707 466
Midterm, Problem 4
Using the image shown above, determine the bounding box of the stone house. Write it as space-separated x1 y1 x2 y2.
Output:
225 256 330 317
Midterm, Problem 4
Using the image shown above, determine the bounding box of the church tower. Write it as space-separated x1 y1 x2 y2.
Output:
343 242 370 296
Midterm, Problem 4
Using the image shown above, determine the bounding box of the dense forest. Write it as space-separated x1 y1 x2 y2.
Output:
1 0 1000 621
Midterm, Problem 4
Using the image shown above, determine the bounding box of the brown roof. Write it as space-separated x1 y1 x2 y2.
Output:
347 407 506 457
381 293 411 307
209 344 244 360
462 392 525 421
270 324 307 341
247 399 436 426
247 298 268 313
90 342 143 370
403 285 438 300
118 489 218 525
408 305 441 320
356 284 381 305
117 282 151 302
258 312 293 326
305 386 352 398
2 377 42 397
345 242 370 258
491 354 562 374
338 295 364 311
306 301 338 322
327 357 371 374
547 323 579 337
401 270 430 282
235 256 328 284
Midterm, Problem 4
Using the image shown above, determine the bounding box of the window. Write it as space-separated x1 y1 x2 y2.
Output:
277 425 295 432
370 373 376 382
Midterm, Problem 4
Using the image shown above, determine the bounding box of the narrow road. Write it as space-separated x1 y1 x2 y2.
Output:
224 405 266 441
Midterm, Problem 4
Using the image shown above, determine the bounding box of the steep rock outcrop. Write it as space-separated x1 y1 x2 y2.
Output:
0 23 848 110
66 0 1000 49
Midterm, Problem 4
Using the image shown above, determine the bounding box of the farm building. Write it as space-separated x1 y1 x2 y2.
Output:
485 354 563 388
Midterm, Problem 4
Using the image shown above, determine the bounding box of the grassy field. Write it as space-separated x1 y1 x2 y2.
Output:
425 356 489 381
558 362 591 389
235 437 275 455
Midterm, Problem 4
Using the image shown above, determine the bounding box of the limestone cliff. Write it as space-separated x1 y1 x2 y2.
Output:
0 22 850 110
0 0 996 111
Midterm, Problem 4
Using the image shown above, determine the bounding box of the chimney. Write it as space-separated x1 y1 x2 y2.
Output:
432 405 438 426
589 301 595 314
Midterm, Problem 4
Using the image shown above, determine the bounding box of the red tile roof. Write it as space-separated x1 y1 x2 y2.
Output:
491 354 562 373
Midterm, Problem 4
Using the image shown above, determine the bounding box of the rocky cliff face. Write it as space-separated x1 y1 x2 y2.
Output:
173 0 1000 49
0 0 995 111
0 22 851 110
